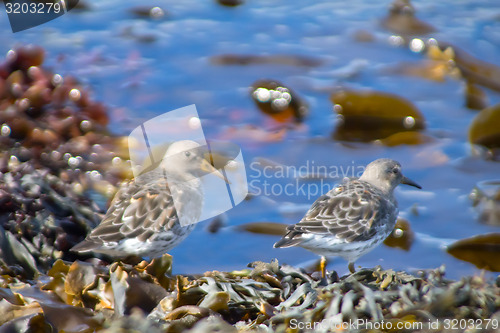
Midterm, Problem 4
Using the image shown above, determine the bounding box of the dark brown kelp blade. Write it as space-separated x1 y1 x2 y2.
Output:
469 103 500 151
0 227 39 279
236 222 288 236
65 260 98 300
40 302 101 332
211 54 322 67
216 0 245 7
129 6 166 19
379 131 434 147
465 81 488 110
331 89 425 142
442 42 500 93
446 233 500 271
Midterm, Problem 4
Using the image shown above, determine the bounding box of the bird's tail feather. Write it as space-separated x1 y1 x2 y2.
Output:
71 240 100 253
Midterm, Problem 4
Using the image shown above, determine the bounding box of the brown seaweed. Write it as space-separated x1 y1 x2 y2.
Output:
331 89 426 142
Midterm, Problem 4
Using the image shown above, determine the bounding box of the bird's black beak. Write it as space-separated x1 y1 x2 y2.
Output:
401 176 422 189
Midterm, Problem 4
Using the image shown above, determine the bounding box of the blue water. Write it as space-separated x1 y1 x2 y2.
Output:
1 0 500 279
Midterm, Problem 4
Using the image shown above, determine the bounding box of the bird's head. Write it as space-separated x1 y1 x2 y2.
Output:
359 158 421 193
161 140 228 183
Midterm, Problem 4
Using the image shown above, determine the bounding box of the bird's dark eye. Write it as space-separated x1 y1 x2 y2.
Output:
392 169 399 174
184 151 191 157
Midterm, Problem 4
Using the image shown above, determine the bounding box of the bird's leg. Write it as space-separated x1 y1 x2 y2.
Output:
320 256 327 278
348 261 355 274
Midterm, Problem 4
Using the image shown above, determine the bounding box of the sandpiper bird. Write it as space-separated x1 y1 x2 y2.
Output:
274 158 421 276
72 140 226 258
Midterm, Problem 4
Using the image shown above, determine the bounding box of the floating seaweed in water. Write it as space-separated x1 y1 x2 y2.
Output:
439 42 500 94
469 103 500 159
447 234 500 272
331 88 425 142
391 40 499 112
251 79 308 123
465 80 489 111
378 131 434 147
129 6 166 19
236 221 288 236
216 0 245 7
381 0 436 37
211 54 322 67
389 43 460 82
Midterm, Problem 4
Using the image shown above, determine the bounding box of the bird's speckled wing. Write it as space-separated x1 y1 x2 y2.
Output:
274 179 396 247
72 175 178 252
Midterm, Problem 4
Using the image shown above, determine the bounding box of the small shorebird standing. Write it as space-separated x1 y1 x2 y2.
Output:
72 140 226 259
274 158 421 276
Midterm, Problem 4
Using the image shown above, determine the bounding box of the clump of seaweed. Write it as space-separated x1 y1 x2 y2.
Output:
0 45 128 275
330 89 426 143
0 257 499 332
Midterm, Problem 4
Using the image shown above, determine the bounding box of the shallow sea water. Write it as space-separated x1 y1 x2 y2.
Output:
1 0 499 279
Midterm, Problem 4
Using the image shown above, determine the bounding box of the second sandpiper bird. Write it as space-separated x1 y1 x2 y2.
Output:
274 158 421 276
72 140 227 259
